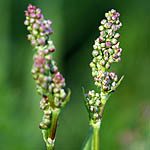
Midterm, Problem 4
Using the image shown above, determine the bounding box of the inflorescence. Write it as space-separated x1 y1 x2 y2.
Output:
24 4 69 129
85 9 123 124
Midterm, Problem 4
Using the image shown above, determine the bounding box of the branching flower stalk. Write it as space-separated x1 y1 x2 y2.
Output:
83 9 124 150
24 4 70 150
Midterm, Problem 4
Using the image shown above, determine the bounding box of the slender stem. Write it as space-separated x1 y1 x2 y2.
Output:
47 144 54 150
90 120 101 150
92 126 100 150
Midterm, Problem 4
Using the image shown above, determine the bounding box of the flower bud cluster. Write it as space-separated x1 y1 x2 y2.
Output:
89 9 122 92
25 5 69 129
39 95 52 129
85 90 102 122
24 4 54 47
94 71 118 91
93 9 122 68
85 9 123 124
31 50 66 106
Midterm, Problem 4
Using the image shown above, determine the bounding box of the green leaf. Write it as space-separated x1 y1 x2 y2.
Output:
82 87 89 111
109 75 124 93
62 89 71 107
82 127 93 150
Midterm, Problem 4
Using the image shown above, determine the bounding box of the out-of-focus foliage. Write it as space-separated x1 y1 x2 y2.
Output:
0 0 150 150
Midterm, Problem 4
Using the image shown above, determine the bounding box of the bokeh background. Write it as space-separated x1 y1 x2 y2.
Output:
0 0 150 150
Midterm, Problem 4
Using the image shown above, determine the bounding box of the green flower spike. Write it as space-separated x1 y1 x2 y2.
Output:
83 9 124 150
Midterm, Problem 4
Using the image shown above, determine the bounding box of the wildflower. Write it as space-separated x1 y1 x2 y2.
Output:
25 4 70 149
85 9 124 124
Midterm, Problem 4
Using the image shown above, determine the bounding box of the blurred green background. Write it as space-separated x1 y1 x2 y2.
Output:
0 0 150 150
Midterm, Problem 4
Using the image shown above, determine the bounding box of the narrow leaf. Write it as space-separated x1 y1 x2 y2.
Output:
109 75 124 93
62 89 71 107
82 127 93 150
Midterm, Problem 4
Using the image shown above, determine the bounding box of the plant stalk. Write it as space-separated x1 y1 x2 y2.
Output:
91 120 101 150
92 125 100 150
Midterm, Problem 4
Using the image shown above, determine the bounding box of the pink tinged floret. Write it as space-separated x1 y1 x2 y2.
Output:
30 13 36 18
111 9 116 13
112 25 118 31
28 5 36 13
119 48 122 52
117 52 121 57
114 75 118 81
40 25 46 31
112 39 118 44
112 15 117 20
34 56 46 68
28 8 35 14
48 29 54 35
36 8 41 14
110 72 115 79
40 14 44 19
54 72 65 84
106 41 112 47
27 5 33 11
101 19 106 25
33 23 39 29
43 49 49 54
117 57 121 62
24 20 29 25
55 72 62 80
117 48 121 52
36 13 41 18
99 37 103 42
107 16 111 21
114 33 120 39
25 11 29 17
100 31 105 37
46 55 52 61
47 20 52 24
106 23 112 28
32 5 36 10
104 50 108 55
113 54 117 58
31 40 36 46
40 68 45 73
37 38 45 45
49 47 55 52
116 12 120 17
30 18 34 23
27 34 32 40
116 20 120 25
36 19 42 24
45 23 51 28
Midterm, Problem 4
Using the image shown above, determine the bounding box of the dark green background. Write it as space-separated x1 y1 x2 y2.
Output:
0 0 150 150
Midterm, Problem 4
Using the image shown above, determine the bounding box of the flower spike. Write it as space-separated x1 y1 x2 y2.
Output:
24 4 71 150
82 9 124 150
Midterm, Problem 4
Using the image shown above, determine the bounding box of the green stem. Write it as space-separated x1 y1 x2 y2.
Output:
91 122 101 150
47 144 54 150
93 126 100 150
